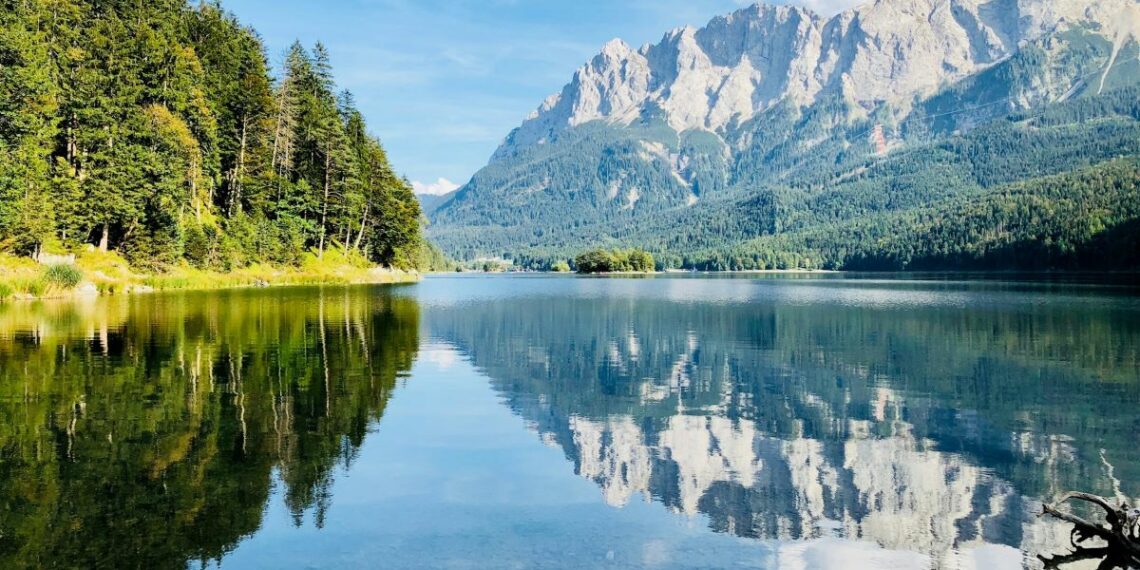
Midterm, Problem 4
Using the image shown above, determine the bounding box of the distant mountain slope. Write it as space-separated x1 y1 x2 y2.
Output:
429 0 1140 270
416 191 457 216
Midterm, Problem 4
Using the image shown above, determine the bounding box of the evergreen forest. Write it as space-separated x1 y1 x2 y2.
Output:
0 0 426 271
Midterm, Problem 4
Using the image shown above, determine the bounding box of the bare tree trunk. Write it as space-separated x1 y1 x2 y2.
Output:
319 293 330 416
271 78 295 176
352 206 369 251
271 119 281 172
98 223 109 252
318 146 331 259
236 353 247 455
66 113 77 165
271 90 286 173
192 160 202 222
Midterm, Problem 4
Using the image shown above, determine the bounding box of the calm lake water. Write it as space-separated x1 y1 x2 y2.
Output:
1 274 1138 569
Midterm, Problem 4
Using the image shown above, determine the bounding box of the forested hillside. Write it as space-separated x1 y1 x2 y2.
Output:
707 158 1140 271
437 87 1140 271
0 0 424 270
428 0 1140 272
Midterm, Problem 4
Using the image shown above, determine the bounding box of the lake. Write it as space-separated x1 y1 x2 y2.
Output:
1 274 1138 569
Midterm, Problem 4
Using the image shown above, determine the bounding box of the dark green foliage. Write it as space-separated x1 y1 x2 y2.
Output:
574 250 615 274
41 263 81 289
574 248 654 273
0 0 56 256
824 159 1140 271
182 221 239 270
679 158 1139 271
415 240 457 272
0 288 420 568
0 0 425 270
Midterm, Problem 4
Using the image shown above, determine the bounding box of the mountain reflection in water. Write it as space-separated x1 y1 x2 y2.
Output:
0 275 1137 569
421 276 1140 568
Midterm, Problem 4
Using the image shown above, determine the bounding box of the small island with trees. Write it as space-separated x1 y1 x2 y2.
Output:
573 248 655 274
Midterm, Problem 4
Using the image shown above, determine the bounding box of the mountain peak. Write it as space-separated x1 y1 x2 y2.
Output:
493 0 1134 160
733 2 818 19
599 38 633 59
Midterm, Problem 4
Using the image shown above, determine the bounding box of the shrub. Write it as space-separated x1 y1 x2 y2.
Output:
551 260 571 273
43 264 83 290
0 282 12 299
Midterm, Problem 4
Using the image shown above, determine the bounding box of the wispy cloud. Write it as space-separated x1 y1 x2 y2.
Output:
412 178 461 196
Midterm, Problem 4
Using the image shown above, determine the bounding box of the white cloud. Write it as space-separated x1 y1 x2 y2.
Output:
422 346 460 371
412 177 461 195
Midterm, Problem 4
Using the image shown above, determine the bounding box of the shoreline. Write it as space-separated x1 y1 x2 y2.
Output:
437 268 1140 283
662 269 837 274
0 252 421 303
568 269 837 276
1 269 421 303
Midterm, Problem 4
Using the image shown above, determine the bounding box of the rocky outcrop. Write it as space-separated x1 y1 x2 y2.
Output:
494 0 1138 158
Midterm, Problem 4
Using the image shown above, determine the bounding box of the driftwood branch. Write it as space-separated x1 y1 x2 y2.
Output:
1039 491 1140 568
1038 546 1111 569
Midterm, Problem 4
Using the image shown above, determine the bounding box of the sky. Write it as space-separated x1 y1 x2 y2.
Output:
222 0 863 195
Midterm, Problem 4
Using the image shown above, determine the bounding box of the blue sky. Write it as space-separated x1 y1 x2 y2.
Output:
222 0 861 194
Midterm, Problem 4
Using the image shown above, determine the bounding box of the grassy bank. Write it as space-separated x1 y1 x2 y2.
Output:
0 249 419 302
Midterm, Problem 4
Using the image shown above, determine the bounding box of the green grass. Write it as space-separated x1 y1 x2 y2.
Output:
0 255 44 300
14 279 45 297
1 248 419 302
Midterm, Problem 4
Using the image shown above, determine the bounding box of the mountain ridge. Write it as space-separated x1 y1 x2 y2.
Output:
429 0 1140 270
493 0 1137 159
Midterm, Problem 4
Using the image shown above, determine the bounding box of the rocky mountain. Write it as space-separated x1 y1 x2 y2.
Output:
428 0 1140 270
499 0 1134 152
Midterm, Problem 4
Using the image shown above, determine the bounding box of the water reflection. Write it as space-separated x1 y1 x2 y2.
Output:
1 276 1137 568
0 288 419 569
422 277 1140 567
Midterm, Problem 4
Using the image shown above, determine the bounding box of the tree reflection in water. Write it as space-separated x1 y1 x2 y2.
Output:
0 287 419 569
